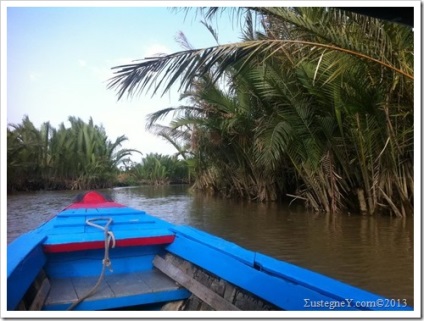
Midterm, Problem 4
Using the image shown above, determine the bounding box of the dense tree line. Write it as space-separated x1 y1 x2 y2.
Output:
108 8 414 216
7 116 191 192
7 116 139 191
119 153 190 185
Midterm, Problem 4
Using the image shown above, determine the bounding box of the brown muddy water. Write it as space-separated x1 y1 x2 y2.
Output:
6 185 414 306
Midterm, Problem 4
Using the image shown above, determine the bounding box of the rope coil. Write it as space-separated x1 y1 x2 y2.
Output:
67 217 115 310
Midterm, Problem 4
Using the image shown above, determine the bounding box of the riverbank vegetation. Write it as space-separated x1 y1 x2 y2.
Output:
7 116 191 191
7 116 140 191
108 7 414 216
118 153 190 186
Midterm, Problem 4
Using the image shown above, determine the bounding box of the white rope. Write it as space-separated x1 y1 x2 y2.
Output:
67 217 115 310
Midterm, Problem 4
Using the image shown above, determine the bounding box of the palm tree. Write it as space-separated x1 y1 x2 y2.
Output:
108 7 413 215
8 116 141 191
108 8 412 98
7 116 45 190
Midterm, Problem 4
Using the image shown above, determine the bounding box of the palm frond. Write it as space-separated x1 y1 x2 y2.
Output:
175 31 195 50
200 20 220 44
108 38 412 100
146 105 203 129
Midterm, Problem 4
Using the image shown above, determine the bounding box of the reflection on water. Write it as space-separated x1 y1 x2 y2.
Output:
7 185 414 306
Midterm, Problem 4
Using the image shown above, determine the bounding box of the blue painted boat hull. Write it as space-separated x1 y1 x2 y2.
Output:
7 191 413 311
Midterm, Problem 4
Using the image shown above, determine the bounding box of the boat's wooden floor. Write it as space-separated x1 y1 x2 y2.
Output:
45 270 183 309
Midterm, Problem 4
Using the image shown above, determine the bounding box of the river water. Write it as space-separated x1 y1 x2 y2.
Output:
7 185 414 306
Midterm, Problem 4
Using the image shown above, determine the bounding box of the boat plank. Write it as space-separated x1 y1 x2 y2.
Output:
44 228 175 245
171 226 255 266
44 270 185 309
45 278 78 305
72 276 114 301
106 272 152 297
29 278 51 310
58 207 145 217
140 270 181 292
254 253 381 305
153 255 240 311
7 234 47 310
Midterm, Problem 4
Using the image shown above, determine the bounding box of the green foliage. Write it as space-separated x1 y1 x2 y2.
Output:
7 116 140 191
108 7 414 216
124 153 189 185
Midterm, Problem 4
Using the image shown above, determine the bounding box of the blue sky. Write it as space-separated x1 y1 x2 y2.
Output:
5 5 243 160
